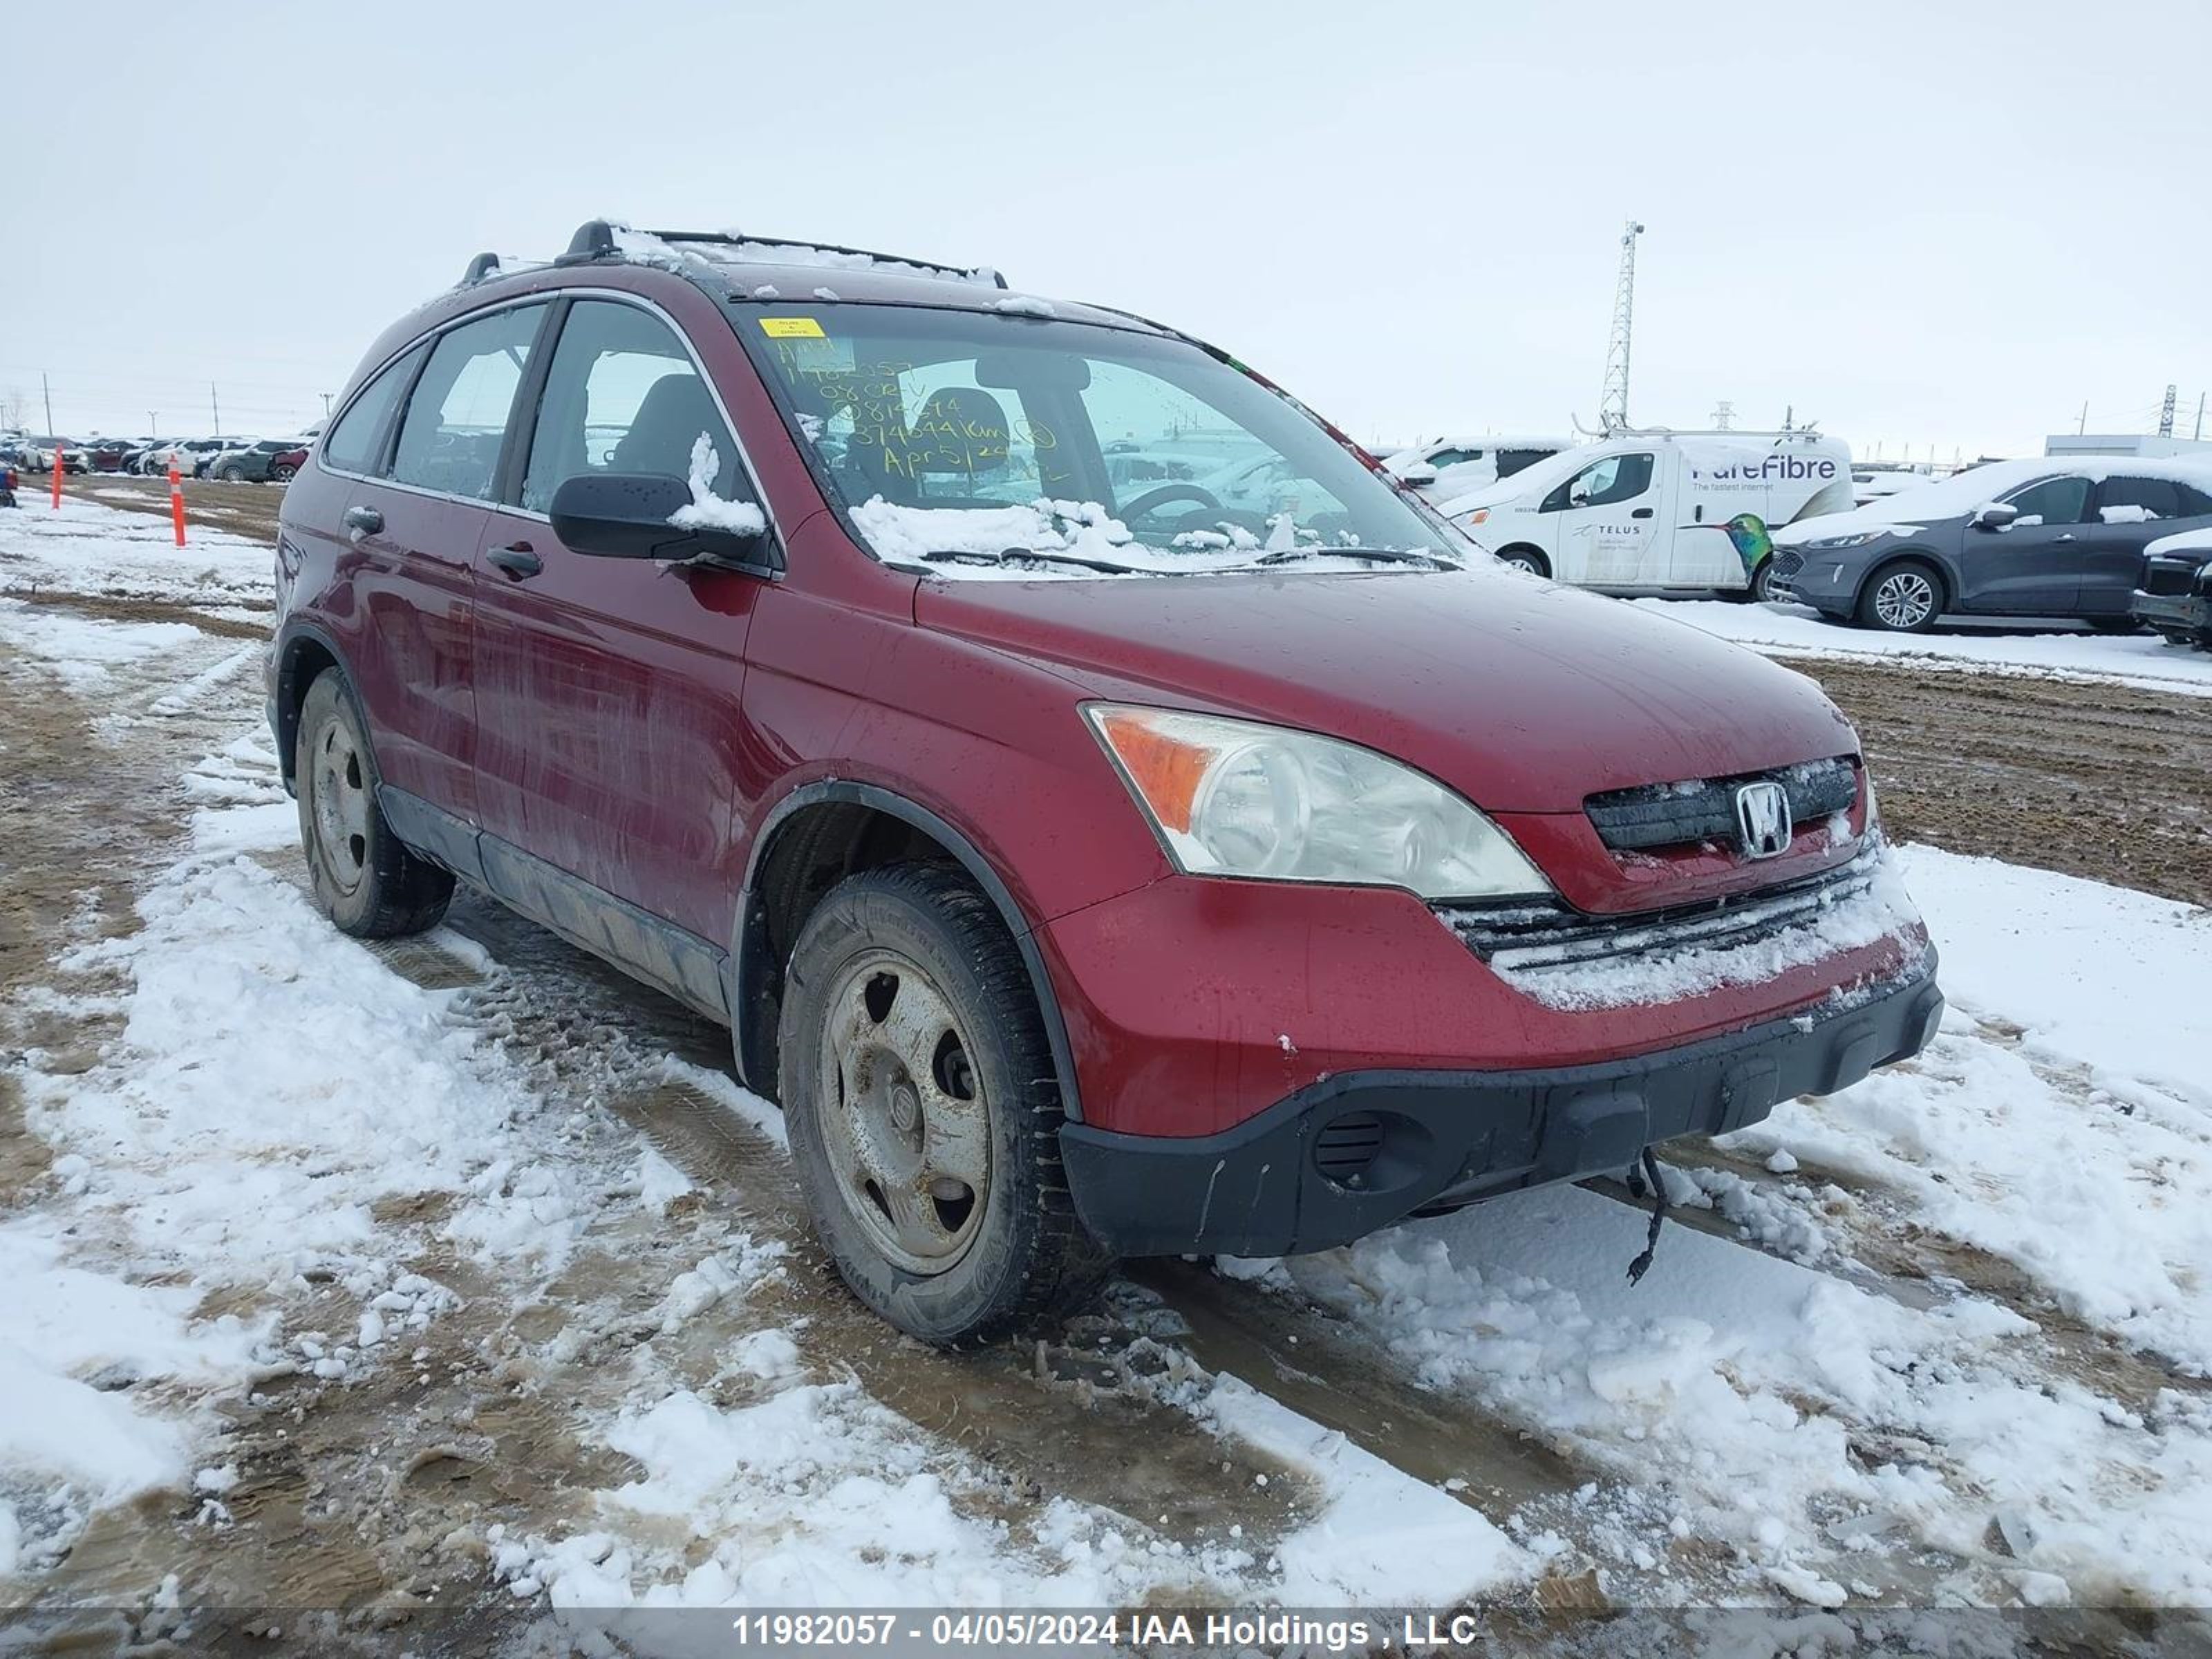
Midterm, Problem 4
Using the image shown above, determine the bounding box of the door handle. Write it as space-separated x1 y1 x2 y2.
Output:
2056 534 2074 543
488 542 543 579
343 504 383 538
1631 507 1653 519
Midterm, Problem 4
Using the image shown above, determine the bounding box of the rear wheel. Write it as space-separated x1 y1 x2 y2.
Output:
216 462 244 482
272 462 298 482
778 865 1109 1346
1855 561 1944 632
1495 545 1550 578
294 672 453 937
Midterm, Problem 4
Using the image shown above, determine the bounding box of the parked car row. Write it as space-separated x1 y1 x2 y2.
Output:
0 431 312 482
1419 429 2212 637
1765 458 2212 633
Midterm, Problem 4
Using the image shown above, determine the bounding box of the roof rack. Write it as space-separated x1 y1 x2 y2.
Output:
460 251 502 285
555 218 1008 288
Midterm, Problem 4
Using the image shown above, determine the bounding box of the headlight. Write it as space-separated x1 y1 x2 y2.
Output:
1803 531 1887 549
1084 704 1554 901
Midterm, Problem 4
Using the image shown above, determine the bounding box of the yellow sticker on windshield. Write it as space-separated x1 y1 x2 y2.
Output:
758 317 826 339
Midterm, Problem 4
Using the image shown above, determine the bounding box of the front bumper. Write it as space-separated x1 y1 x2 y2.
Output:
1060 946 1941 1257
2131 588 2211 640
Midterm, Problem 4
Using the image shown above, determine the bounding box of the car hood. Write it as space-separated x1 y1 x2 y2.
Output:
915 565 1858 812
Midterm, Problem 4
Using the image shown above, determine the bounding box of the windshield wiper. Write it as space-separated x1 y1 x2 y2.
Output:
1253 545 1457 570
917 547 1145 576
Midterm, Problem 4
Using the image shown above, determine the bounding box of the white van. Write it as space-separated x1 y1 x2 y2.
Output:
1440 431 1855 599
1383 434 1572 500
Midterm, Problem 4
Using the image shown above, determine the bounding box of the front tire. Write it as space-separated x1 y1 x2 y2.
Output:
778 865 1109 1346
272 462 298 482
216 462 244 482
294 672 453 937
1855 560 1944 632
1495 545 1550 578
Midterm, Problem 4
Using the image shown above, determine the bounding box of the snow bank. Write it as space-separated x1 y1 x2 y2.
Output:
0 494 271 606
1638 597 2212 697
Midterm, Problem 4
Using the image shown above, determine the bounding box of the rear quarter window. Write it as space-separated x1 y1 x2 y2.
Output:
321 344 426 476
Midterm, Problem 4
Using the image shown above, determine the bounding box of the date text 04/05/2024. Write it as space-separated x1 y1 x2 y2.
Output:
723 1611 1494 1651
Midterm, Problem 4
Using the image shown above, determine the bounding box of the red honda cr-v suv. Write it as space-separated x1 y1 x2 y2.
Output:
271 221 1942 1344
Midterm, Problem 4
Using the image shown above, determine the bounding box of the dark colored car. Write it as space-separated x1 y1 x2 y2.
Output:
2133 529 2212 648
212 438 309 482
87 438 140 473
1770 458 2212 632
271 221 1941 1344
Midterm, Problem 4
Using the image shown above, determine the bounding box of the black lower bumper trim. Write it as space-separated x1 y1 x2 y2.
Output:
1060 950 1942 1258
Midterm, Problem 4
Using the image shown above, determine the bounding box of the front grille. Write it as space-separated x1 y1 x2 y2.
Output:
1584 757 1857 854
1313 1112 1385 1181
1772 549 1806 578
2141 555 2208 598
1438 841 1882 971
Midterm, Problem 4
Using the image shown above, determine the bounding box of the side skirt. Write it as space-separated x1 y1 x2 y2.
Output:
377 786 731 1024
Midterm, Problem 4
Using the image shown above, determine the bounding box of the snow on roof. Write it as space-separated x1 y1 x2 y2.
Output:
1774 454 2212 545
608 225 1002 289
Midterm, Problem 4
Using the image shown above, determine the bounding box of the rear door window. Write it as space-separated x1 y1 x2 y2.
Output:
391 304 547 500
2095 476 2183 522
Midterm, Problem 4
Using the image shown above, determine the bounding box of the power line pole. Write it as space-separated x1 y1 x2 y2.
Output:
148 411 158 434
2078 401 2088 435
1710 400 1734 430
1597 219 1644 435
2195 392 2206 442
321 392 333 421
42 371 55 435
2158 384 2177 438
210 383 221 439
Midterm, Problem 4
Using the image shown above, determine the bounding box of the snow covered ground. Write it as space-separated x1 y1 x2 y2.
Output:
4 498 2211 1633
1635 597 2212 697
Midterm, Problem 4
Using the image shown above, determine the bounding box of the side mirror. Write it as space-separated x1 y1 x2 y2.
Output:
1569 488 1593 508
1971 502 2018 531
1399 464 1438 488
550 472 772 566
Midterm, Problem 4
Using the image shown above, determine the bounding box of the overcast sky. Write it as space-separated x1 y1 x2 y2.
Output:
7 1 2205 458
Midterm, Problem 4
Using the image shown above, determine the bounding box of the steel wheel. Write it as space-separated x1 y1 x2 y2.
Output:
1872 568 1936 629
309 717 371 894
819 948 991 1275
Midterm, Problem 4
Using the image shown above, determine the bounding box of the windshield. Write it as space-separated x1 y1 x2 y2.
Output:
733 302 1453 575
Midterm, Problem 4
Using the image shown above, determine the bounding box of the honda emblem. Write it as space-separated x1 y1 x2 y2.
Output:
1734 781 1792 859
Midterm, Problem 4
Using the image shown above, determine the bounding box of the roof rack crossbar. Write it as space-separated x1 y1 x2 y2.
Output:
460 251 502 285
554 218 1007 286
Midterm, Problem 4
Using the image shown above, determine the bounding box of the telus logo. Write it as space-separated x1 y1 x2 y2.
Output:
1698 456 1837 481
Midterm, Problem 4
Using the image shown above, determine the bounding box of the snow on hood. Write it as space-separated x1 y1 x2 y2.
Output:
1774 455 2212 546
2148 524 2212 557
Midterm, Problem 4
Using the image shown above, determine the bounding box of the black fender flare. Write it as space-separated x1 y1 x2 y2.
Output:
270 618 363 788
733 780 1085 1123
